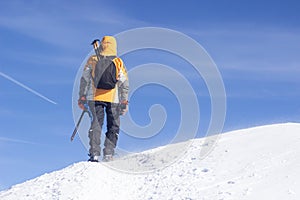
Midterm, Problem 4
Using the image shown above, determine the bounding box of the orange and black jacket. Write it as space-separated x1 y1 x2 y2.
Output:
79 36 129 103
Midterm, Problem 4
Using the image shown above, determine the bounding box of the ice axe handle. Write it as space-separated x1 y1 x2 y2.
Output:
70 110 86 142
91 39 101 60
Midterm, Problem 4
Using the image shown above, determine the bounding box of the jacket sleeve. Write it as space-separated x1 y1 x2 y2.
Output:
79 65 92 97
114 58 129 102
118 67 129 102
79 56 96 97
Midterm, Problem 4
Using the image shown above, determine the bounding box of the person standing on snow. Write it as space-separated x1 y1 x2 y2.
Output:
78 36 129 162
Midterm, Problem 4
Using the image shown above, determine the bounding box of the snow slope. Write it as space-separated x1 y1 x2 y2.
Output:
0 123 299 200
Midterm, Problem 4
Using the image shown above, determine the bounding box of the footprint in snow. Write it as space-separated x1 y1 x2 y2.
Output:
201 168 209 173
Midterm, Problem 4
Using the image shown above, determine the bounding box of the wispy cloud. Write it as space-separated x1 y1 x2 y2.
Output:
184 25 300 82
0 71 57 104
0 1 145 49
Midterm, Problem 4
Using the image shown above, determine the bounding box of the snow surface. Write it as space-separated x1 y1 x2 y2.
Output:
0 123 299 200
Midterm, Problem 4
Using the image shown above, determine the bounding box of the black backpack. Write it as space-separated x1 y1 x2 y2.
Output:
93 55 117 90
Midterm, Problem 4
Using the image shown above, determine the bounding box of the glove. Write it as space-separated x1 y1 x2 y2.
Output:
78 96 87 110
119 100 128 115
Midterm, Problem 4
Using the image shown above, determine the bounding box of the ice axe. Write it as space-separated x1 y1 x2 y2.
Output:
71 101 93 142
70 110 86 142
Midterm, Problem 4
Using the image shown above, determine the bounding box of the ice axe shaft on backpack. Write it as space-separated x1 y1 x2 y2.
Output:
91 39 101 61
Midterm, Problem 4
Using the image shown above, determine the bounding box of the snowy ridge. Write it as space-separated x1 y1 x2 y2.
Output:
0 123 300 200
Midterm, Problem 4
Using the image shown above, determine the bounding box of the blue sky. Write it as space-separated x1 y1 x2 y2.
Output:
1 0 300 190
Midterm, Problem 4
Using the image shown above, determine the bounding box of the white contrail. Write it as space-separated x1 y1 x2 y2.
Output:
0 136 37 145
0 71 57 105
